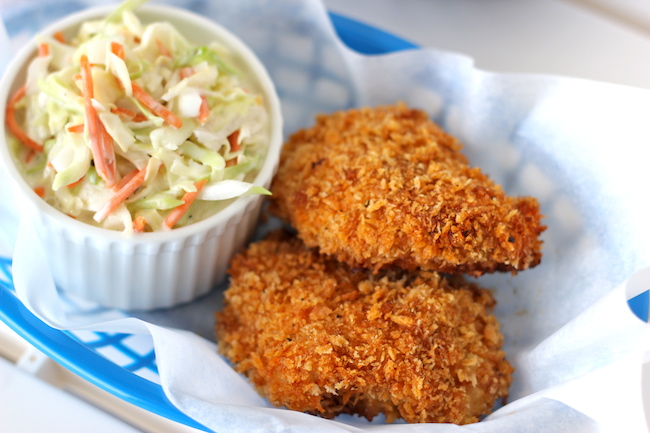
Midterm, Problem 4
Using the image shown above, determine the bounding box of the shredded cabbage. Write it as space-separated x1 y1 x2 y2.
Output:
8 0 270 232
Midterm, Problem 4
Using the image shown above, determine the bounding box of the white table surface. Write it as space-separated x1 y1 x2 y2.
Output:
1 0 649 432
324 0 650 90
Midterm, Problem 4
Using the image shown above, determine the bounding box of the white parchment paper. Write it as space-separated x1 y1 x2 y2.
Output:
2 0 650 431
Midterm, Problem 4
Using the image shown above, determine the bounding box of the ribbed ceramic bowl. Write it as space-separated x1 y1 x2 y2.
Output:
0 4 283 310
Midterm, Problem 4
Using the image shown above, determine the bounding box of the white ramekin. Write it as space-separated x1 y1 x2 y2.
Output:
0 4 283 310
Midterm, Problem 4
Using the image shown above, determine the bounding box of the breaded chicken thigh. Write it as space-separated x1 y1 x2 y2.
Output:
216 231 513 424
270 104 545 276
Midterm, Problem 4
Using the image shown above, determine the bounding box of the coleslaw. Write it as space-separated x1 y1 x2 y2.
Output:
5 0 270 233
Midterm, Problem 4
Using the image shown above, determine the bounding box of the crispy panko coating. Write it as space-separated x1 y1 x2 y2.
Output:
270 103 545 276
216 231 513 424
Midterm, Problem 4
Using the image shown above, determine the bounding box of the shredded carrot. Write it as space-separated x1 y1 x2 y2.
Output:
228 130 240 152
80 54 117 187
53 31 65 44
111 106 147 122
73 73 81 81
198 95 210 124
38 43 49 57
66 123 85 134
179 67 194 79
5 85 44 152
132 216 146 233
33 186 45 198
66 176 84 189
112 168 139 192
94 166 147 223
155 38 172 58
25 150 37 164
98 119 117 183
225 131 240 167
111 106 136 117
110 41 125 60
131 83 183 129
163 179 207 229
79 55 94 98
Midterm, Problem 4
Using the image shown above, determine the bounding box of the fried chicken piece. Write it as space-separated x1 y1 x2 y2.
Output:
216 231 513 424
270 103 545 276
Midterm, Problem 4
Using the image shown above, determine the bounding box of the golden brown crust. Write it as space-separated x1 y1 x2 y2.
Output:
270 103 545 276
216 231 513 424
